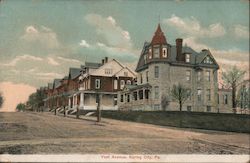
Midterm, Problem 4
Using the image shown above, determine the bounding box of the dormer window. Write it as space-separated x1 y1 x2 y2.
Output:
153 45 160 58
162 47 167 58
185 54 190 63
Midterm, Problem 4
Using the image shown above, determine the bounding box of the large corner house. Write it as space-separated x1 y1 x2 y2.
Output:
118 24 220 112
44 57 136 111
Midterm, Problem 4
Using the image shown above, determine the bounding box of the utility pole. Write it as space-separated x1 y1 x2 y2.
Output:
96 93 101 122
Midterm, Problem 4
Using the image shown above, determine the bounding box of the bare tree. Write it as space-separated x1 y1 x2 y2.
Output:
161 94 170 111
171 84 191 111
222 66 246 110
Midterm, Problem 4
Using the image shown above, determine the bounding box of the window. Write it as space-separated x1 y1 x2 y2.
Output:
126 80 131 85
206 71 210 81
146 71 149 82
114 79 118 89
197 71 201 82
120 94 124 102
139 90 143 100
223 95 228 104
127 94 130 102
207 89 211 101
95 79 100 89
187 106 192 111
203 56 213 64
149 48 152 59
162 48 167 58
120 80 125 89
155 86 159 99
154 104 160 110
114 95 117 106
140 73 143 84
133 92 137 101
187 89 191 100
186 70 191 81
185 54 190 63
154 66 159 78
145 89 149 99
124 72 128 77
207 106 211 112
153 46 160 58
197 89 202 101
105 68 112 74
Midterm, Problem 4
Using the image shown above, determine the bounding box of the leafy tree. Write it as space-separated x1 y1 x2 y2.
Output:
171 83 191 111
0 92 3 108
222 66 246 109
26 88 47 111
16 103 26 112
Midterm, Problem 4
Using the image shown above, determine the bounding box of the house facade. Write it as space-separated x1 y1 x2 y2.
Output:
118 24 220 112
71 58 136 110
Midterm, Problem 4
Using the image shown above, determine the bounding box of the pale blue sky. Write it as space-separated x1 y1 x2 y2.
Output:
0 0 249 87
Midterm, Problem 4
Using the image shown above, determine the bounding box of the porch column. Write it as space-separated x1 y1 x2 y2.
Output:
72 95 75 108
80 92 84 109
68 97 71 109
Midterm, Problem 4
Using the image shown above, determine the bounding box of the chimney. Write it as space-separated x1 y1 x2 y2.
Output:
176 38 183 61
102 59 105 65
105 57 108 63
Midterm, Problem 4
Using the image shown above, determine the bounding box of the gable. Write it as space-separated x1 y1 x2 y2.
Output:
90 59 124 77
202 55 214 64
114 67 136 78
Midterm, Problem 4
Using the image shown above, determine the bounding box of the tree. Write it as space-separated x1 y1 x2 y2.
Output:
0 92 3 108
222 66 246 109
171 84 191 111
16 103 26 112
161 94 170 111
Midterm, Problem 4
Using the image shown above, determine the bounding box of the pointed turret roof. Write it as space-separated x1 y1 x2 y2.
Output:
151 24 167 45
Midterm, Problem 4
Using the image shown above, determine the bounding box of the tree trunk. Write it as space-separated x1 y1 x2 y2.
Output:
64 106 66 117
179 101 182 111
232 82 237 109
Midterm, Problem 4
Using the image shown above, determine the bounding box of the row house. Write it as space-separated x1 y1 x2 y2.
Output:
118 24 220 112
44 57 136 111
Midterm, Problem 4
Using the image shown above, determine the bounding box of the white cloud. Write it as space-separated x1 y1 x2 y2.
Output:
47 57 60 66
79 40 90 48
0 82 36 112
164 14 226 38
85 14 132 49
233 24 249 39
36 72 64 78
183 37 208 52
21 25 60 49
57 56 81 63
1 54 43 66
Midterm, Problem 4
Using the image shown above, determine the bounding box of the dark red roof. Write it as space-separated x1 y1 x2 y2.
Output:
151 24 167 45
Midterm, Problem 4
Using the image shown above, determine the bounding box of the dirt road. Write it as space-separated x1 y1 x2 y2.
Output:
0 112 249 154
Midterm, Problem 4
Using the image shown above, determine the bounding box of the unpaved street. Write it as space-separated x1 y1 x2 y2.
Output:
0 112 249 154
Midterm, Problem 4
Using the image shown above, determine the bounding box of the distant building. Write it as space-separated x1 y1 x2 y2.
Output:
118 24 220 112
